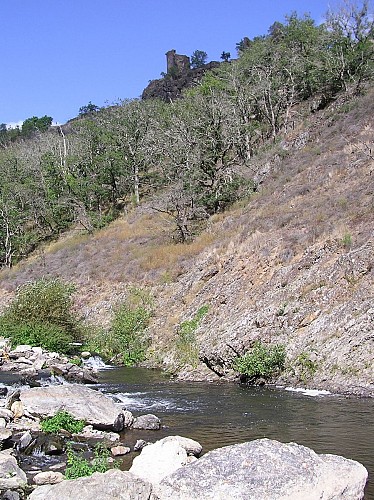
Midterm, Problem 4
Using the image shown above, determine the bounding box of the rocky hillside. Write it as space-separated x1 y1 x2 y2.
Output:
0 88 373 396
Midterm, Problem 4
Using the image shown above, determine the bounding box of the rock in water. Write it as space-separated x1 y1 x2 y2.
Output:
132 414 161 430
28 469 152 499
153 438 368 500
19 385 123 430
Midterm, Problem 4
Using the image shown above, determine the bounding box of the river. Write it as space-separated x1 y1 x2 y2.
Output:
97 366 374 498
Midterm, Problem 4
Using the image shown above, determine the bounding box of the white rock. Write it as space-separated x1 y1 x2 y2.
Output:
130 438 188 484
33 471 64 485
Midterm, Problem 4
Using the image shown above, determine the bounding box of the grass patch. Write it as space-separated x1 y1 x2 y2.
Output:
65 443 112 479
41 411 85 434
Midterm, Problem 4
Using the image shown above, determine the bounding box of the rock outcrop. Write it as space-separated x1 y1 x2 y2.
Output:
152 438 368 500
142 62 220 102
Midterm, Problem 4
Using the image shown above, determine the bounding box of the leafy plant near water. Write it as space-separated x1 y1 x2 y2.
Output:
85 287 153 366
233 341 286 381
41 411 85 434
176 304 209 367
0 278 82 353
295 352 318 382
65 443 111 479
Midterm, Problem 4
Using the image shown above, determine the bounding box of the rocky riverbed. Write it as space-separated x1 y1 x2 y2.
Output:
0 342 369 499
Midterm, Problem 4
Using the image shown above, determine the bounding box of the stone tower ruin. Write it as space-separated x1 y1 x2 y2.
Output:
166 49 190 74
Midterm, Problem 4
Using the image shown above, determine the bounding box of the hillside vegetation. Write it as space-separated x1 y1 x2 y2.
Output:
0 3 373 395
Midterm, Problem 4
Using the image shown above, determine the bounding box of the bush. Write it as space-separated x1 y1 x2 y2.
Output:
0 278 81 353
111 303 150 365
65 443 111 479
85 287 153 366
0 320 75 354
233 341 286 381
41 411 85 434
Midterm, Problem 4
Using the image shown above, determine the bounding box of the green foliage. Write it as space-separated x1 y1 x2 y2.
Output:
233 341 286 381
178 305 209 343
176 305 209 367
295 352 318 382
41 411 85 434
22 115 53 137
0 3 373 266
0 278 81 353
78 101 100 116
190 50 208 68
220 51 231 62
341 232 352 248
86 287 153 365
65 443 111 479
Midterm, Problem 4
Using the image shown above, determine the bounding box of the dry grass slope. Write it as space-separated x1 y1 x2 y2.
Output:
0 88 373 395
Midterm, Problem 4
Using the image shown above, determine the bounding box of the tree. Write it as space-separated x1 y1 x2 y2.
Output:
324 0 374 92
22 116 53 137
191 50 208 68
220 51 231 62
78 101 100 116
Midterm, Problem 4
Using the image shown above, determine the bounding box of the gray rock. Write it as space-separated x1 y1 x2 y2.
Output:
0 451 27 490
6 389 20 410
122 409 134 428
0 409 13 421
73 425 119 447
134 439 148 451
19 385 123 430
0 428 12 443
28 469 152 499
132 414 161 430
18 430 33 451
2 491 20 500
153 438 368 500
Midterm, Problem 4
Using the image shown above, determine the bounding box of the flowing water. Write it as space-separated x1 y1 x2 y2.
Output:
97 366 374 498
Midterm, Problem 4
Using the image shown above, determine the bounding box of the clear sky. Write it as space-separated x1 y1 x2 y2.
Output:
2 0 336 126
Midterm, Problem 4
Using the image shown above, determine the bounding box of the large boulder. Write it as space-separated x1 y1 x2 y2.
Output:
28 469 152 500
0 451 27 490
153 439 368 500
19 385 123 430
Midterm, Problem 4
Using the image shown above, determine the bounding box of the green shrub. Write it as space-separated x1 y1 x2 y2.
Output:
178 304 209 343
41 411 85 434
111 303 150 366
295 352 318 382
0 278 81 353
0 320 74 354
65 443 111 479
85 287 153 366
233 341 286 381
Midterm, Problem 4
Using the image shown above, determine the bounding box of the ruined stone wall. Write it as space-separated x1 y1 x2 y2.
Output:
166 49 190 74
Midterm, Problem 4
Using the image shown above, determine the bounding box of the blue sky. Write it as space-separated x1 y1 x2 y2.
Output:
2 0 335 126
